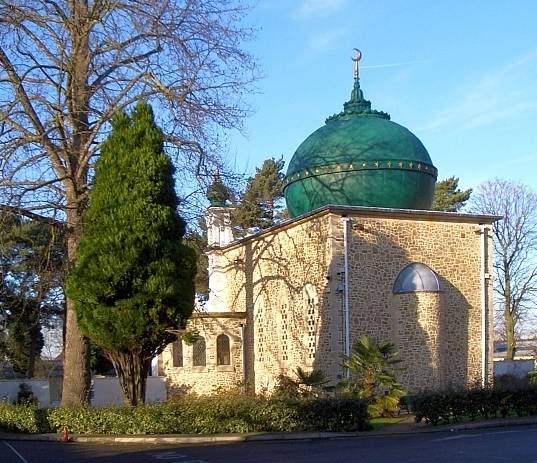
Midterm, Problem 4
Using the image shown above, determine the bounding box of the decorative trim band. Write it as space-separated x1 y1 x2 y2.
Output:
283 160 437 189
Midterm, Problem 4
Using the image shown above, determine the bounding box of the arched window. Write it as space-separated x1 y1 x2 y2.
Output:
216 334 231 366
192 337 206 367
393 263 442 294
172 340 183 367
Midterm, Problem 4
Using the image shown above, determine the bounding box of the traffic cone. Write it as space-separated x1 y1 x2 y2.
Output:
60 426 70 443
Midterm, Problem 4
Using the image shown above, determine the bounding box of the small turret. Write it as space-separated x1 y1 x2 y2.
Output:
205 173 235 312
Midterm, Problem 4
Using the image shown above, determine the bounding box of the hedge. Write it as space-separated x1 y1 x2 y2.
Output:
0 396 368 434
410 385 537 425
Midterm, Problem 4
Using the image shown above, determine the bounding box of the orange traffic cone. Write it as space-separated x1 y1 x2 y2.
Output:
60 426 70 443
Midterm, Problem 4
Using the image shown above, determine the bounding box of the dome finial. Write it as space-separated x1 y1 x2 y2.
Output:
352 48 362 80
207 170 230 207
349 49 365 104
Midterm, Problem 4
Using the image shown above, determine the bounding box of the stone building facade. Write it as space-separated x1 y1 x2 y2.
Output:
161 205 497 395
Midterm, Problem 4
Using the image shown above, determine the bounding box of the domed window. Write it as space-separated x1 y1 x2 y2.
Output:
216 334 231 366
172 340 183 368
393 263 441 294
192 337 206 367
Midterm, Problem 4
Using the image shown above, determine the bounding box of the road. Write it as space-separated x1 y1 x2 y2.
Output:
2 424 537 463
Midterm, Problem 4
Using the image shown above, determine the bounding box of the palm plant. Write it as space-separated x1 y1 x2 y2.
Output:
295 367 329 397
274 367 329 399
340 336 405 418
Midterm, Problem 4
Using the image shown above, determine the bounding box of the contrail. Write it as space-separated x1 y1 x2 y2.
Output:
361 59 433 70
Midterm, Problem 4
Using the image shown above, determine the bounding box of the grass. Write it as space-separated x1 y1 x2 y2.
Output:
369 416 408 430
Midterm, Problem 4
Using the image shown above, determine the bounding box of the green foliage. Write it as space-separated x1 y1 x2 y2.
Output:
432 177 472 212
179 330 201 346
15 383 37 405
0 404 49 433
66 102 196 404
340 336 405 418
0 396 368 434
274 367 330 399
233 157 285 231
89 344 115 376
3 302 44 376
528 370 537 385
0 213 63 377
410 385 537 425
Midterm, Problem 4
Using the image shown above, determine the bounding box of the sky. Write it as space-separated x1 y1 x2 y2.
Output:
226 0 537 192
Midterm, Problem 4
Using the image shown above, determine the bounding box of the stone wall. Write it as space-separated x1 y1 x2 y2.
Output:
326 213 493 392
242 215 334 392
162 313 245 396
165 208 494 396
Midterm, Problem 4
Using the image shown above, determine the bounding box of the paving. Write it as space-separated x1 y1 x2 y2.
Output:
2 414 537 444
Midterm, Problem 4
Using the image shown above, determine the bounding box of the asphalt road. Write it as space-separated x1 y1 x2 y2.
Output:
3 424 537 463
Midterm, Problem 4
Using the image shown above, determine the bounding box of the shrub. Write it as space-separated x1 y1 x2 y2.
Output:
1 395 369 434
15 383 37 406
410 385 537 425
0 404 49 433
273 368 330 400
340 336 405 418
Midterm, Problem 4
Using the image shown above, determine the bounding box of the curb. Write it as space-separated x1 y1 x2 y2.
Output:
1 416 537 444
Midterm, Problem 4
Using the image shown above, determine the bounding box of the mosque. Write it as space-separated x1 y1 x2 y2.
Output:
160 51 498 395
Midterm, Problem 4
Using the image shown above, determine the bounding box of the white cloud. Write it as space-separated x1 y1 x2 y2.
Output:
422 50 537 132
296 0 347 18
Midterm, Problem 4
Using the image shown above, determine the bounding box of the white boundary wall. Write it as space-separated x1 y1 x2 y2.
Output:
493 359 535 379
0 376 167 407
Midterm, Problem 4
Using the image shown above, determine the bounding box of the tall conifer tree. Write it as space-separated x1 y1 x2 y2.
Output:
67 102 196 406
233 157 285 231
432 177 472 212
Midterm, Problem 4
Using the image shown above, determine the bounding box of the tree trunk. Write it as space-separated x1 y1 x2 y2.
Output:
61 0 92 406
109 350 151 407
504 310 516 360
26 317 38 379
61 208 91 406
504 275 516 361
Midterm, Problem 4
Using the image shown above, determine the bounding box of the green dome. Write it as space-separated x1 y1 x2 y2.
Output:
284 78 437 217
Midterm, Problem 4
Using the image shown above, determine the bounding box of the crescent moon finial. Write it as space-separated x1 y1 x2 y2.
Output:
351 48 362 79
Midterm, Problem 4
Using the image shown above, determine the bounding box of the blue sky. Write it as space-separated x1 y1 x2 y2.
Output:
227 0 537 191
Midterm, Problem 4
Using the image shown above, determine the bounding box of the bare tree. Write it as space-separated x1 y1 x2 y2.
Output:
471 179 537 360
0 0 256 405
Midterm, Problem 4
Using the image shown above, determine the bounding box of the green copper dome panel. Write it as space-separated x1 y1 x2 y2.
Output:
285 167 435 217
287 116 433 174
283 74 437 217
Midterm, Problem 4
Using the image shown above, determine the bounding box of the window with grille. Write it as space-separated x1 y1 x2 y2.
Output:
216 334 231 366
256 304 265 362
281 304 289 361
192 337 206 367
172 340 183 367
304 284 318 361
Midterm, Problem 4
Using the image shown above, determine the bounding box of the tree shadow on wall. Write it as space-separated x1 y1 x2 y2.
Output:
202 203 475 396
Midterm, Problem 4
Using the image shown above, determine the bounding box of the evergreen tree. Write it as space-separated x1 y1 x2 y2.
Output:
432 177 472 212
233 157 285 231
0 214 63 378
3 294 44 377
66 102 196 406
